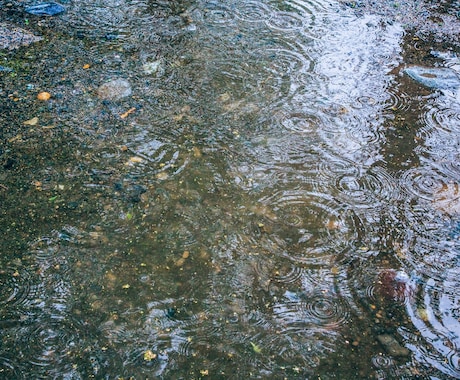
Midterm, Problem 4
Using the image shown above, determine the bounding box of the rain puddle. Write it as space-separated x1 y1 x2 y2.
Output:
1 0 460 378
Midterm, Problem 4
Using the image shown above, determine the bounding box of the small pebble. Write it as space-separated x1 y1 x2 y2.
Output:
37 91 51 100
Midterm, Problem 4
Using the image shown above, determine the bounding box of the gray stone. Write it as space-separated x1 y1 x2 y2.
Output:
377 334 410 357
404 66 460 91
97 78 132 101
0 23 42 50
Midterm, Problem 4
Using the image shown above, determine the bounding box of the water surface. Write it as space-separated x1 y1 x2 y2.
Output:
1 0 460 378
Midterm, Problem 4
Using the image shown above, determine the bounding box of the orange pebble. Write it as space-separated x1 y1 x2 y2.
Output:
37 92 51 101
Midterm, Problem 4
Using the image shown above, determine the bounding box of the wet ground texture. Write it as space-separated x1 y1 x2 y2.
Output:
1 0 460 379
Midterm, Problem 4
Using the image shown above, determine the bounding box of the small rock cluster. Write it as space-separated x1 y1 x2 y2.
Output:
0 22 42 50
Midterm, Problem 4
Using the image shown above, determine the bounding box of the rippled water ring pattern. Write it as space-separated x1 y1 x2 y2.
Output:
235 1 273 22
0 266 38 307
2 0 459 378
405 274 460 378
401 167 455 202
303 294 350 328
335 167 400 208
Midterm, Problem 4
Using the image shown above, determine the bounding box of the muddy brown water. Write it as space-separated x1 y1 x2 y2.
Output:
1 0 460 378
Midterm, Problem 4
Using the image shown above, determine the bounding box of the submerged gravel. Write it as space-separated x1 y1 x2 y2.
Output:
340 0 460 47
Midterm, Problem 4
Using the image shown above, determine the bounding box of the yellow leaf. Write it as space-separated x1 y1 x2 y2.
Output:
192 146 202 158
143 350 157 361
330 266 339 275
129 156 143 163
120 107 136 119
8 134 22 142
156 172 169 180
24 117 39 126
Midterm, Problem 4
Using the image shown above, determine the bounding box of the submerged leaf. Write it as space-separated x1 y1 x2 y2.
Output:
23 117 39 126
250 342 262 353
143 350 157 361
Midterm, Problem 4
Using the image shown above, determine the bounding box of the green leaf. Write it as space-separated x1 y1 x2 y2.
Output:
250 342 262 353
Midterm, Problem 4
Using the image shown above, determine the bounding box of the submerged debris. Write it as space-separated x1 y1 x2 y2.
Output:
25 2 66 16
0 65 13 72
142 60 162 75
97 78 132 101
376 269 410 303
377 334 410 357
404 66 460 91
0 23 42 50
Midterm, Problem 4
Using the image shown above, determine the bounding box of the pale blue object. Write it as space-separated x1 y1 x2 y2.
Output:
404 66 460 91
25 2 65 16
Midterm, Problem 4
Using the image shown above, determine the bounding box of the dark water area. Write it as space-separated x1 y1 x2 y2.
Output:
1 0 460 378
